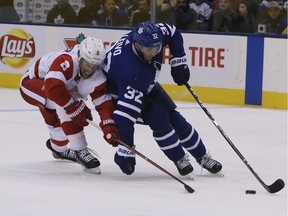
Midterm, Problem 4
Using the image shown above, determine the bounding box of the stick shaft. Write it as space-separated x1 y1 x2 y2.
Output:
87 119 195 193
184 83 284 193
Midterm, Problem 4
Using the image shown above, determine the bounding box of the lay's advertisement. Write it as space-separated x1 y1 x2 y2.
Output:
0 23 287 109
0 28 36 69
0 25 123 75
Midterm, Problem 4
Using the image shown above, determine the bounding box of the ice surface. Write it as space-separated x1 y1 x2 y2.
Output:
0 88 287 216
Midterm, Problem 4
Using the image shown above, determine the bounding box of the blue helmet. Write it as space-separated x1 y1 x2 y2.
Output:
133 21 162 49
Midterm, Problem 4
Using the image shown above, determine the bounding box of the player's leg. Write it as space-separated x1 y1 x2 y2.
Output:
143 101 193 176
20 75 100 173
19 75 76 162
56 107 101 174
169 110 222 174
40 106 77 162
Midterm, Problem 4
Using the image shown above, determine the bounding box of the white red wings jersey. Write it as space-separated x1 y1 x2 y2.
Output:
27 44 113 120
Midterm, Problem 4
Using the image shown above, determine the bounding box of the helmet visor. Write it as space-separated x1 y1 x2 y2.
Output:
138 44 162 56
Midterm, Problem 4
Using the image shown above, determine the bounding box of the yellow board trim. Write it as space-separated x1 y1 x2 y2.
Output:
0 73 287 110
262 91 288 110
163 85 245 106
0 73 22 89
163 84 287 110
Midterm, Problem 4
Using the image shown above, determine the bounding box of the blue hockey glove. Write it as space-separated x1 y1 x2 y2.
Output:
114 144 136 175
170 56 190 86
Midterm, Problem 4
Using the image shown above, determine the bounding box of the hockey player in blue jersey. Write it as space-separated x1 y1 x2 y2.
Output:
102 21 222 176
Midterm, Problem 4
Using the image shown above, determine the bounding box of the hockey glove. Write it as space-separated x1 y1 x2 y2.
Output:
65 100 92 127
114 145 136 175
170 55 190 86
100 119 120 147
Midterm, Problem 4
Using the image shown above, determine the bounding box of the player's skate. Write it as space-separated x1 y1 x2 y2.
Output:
174 153 193 176
197 153 222 174
75 148 101 174
46 139 77 162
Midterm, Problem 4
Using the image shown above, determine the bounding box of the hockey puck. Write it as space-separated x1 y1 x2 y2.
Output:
245 190 256 194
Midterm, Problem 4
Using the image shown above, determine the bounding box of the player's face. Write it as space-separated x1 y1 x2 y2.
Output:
136 43 162 62
79 59 98 79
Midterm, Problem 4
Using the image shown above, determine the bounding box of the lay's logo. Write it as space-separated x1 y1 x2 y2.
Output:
0 28 36 69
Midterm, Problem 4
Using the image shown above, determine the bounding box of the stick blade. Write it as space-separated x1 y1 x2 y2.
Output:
267 179 285 193
184 185 195 193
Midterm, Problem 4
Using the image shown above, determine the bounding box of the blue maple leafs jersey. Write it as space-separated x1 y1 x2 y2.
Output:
102 23 186 145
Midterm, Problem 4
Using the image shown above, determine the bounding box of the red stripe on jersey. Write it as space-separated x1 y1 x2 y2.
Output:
44 54 76 107
20 76 46 107
45 78 72 107
50 54 75 81
90 82 107 101
61 121 83 135
90 82 115 120
51 138 69 147
34 58 41 78
96 100 115 121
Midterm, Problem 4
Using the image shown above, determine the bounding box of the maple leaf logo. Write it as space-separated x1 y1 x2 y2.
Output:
76 33 86 44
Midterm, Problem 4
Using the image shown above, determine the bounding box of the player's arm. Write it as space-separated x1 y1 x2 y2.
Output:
90 81 120 147
157 23 185 56
112 84 144 175
44 55 74 107
157 23 190 85
45 55 92 127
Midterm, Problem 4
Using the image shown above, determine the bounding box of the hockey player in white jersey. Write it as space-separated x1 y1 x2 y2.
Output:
20 37 119 174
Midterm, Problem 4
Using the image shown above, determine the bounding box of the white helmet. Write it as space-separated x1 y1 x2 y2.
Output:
78 36 106 65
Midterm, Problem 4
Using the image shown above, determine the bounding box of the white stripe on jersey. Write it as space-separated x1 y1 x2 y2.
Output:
92 94 111 107
114 110 137 123
154 129 175 141
37 56 51 79
77 68 108 98
20 85 46 105
166 24 176 36
118 100 141 113
45 71 67 83
180 127 194 143
156 23 176 37
185 135 201 151
63 98 75 108
159 140 180 151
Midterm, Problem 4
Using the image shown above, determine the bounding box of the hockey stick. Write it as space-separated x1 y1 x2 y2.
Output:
184 83 285 193
87 119 195 193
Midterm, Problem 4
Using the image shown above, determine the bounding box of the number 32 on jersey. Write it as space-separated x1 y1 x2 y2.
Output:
124 86 143 104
